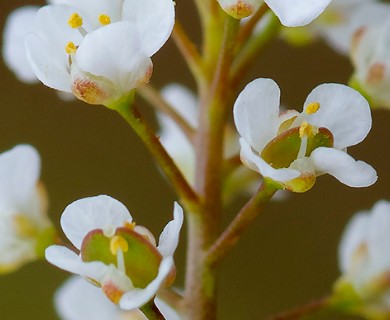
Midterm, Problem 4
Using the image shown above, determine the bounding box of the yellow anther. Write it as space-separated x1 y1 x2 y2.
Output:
13 215 37 238
124 221 136 230
110 236 128 255
65 42 77 55
98 14 111 25
299 121 314 138
306 102 320 114
68 13 83 28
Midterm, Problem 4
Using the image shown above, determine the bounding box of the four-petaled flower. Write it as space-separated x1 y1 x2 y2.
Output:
46 195 183 310
0 145 54 273
25 0 175 107
217 0 333 26
333 200 390 319
233 78 377 192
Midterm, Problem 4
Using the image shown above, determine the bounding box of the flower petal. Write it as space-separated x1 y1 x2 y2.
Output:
234 78 281 152
240 138 300 182
264 0 332 27
297 83 371 149
338 211 369 272
75 21 152 99
157 202 184 257
122 0 175 56
310 147 377 187
55 276 120 320
0 145 40 213
2 6 39 83
119 257 174 310
61 195 132 249
25 5 85 92
45 245 108 280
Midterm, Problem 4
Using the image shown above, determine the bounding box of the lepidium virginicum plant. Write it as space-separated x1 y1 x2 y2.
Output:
2 0 390 319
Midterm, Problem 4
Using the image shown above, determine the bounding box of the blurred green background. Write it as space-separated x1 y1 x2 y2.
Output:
1 1 389 319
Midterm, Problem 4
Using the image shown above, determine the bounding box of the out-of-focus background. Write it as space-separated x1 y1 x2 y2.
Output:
0 1 389 319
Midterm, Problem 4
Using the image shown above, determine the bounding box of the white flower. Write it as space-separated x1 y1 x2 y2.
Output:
2 6 40 83
159 84 198 184
0 145 53 273
350 6 390 109
55 276 181 320
233 78 377 192
25 0 175 107
46 195 183 310
217 0 333 27
334 200 390 319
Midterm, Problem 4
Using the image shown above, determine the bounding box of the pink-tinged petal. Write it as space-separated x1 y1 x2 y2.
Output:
119 257 174 310
55 276 120 320
298 83 371 149
234 78 281 152
310 147 377 187
75 21 152 100
0 145 40 211
45 245 108 280
264 0 332 27
61 195 132 250
2 6 39 83
240 138 300 182
122 0 175 56
157 203 184 257
338 211 369 272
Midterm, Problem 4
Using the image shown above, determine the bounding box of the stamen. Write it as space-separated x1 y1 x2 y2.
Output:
110 235 128 255
99 14 111 26
305 102 320 114
65 41 77 55
68 13 83 29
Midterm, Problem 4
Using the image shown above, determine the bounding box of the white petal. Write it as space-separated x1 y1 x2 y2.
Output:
367 201 390 273
157 203 184 257
160 84 198 128
122 0 175 56
119 257 174 310
338 211 369 272
0 145 40 213
55 276 120 320
155 298 181 320
310 147 377 187
2 6 39 83
75 21 152 97
233 78 281 152
297 83 371 149
240 138 300 182
264 0 332 27
45 245 108 280
25 5 85 92
60 195 132 250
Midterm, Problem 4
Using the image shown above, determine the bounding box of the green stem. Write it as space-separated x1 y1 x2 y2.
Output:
140 301 166 320
264 296 330 320
231 13 280 89
137 84 196 143
184 16 240 320
207 182 277 266
172 22 205 85
114 100 199 212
